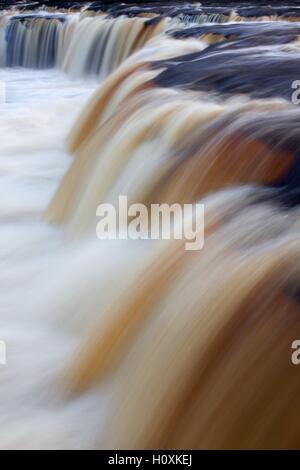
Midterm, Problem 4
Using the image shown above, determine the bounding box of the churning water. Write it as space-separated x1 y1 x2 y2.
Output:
0 69 102 448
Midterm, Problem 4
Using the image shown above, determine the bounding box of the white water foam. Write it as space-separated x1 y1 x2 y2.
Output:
0 69 113 449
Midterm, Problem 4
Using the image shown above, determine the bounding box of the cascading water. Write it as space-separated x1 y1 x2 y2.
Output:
0 12 167 77
2 0 300 450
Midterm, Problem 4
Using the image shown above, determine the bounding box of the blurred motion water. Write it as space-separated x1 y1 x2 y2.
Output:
2 2 300 450
0 69 105 449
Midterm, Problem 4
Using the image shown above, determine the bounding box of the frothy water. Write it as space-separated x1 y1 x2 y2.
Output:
0 69 106 449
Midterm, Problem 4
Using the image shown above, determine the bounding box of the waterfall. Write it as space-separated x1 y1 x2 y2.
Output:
2 0 300 451
6 15 66 68
62 15 166 78
1 12 166 77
